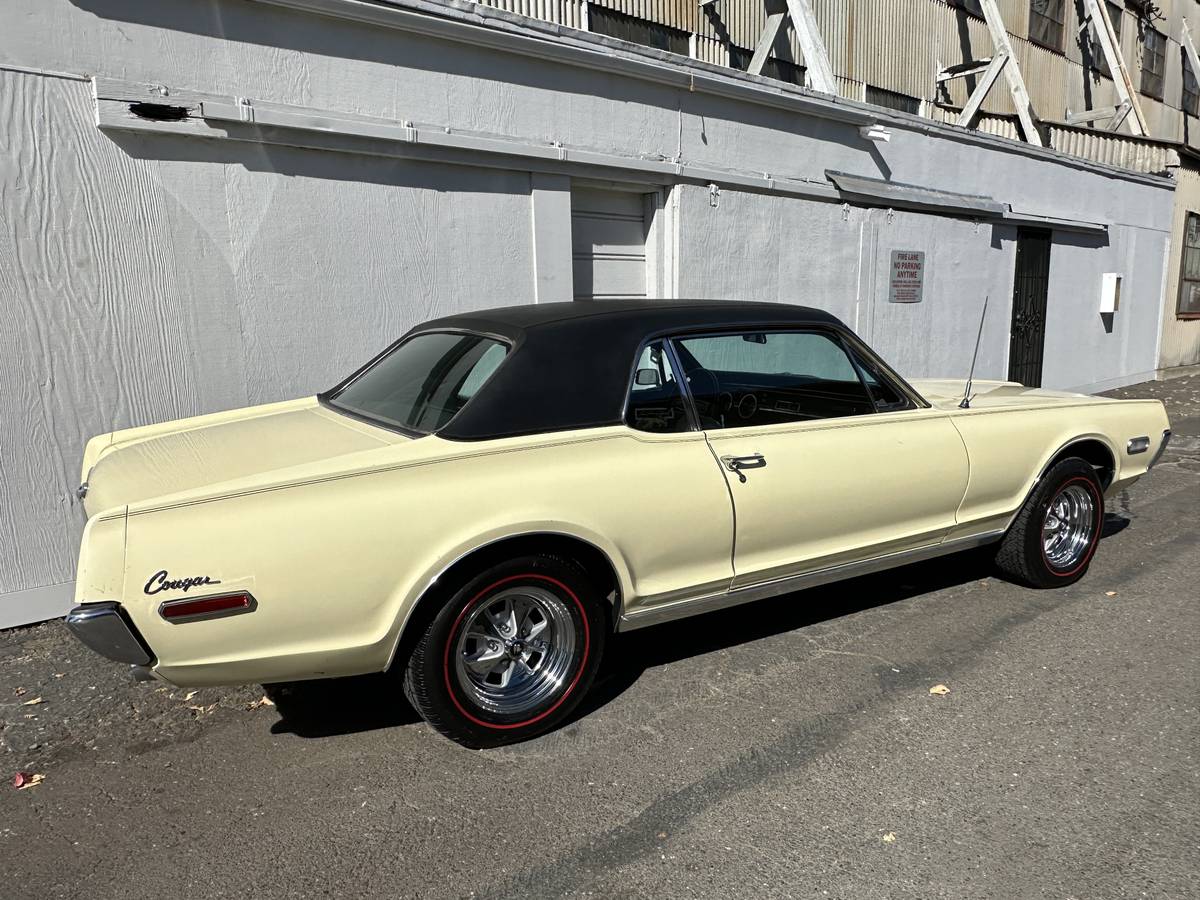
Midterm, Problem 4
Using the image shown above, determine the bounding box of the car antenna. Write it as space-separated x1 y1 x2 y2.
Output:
959 295 988 410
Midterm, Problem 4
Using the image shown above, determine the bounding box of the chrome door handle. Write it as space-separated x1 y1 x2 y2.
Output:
720 453 767 483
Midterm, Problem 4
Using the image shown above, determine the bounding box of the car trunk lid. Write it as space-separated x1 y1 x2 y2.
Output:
84 401 402 514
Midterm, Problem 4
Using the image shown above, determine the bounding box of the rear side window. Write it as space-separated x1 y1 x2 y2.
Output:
672 330 875 428
328 332 508 435
625 340 690 433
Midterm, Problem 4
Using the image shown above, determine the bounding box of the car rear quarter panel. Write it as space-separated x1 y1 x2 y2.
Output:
946 398 1169 540
74 511 127 604
116 427 734 685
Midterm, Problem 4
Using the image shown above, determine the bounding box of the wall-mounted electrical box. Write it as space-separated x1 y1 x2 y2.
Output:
1100 273 1122 313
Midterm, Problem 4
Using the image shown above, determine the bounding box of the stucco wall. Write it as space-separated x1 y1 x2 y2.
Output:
0 59 536 624
0 0 1178 624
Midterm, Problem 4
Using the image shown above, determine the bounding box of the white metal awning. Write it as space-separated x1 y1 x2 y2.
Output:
826 170 1008 217
826 170 1108 233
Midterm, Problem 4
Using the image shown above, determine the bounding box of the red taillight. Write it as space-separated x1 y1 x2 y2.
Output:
159 592 256 622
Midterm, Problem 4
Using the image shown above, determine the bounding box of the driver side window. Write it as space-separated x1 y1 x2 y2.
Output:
672 330 875 428
625 341 690 433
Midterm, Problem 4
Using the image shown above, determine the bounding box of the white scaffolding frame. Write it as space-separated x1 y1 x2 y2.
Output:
1065 0 1148 135
937 0 1042 146
701 0 836 95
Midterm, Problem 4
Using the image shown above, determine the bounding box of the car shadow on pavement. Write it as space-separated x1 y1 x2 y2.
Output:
264 519 1133 740
265 671 421 738
1102 512 1131 537
572 517 1130 726
569 547 999 727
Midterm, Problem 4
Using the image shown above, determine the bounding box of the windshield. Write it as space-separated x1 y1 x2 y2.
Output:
327 332 509 435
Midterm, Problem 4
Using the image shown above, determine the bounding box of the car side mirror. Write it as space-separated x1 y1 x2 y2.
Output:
635 368 661 387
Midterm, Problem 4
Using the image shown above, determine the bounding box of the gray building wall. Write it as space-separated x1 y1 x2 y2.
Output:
0 0 1177 625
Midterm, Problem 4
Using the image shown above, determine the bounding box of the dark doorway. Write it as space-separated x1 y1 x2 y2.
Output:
1008 228 1052 387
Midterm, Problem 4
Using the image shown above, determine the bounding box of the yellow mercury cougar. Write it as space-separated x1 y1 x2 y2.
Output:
66 300 1171 746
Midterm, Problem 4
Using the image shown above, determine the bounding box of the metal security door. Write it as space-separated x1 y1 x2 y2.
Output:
571 188 648 300
1008 228 1052 387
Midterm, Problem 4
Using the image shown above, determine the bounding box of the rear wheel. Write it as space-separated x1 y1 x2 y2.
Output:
995 458 1105 588
403 555 606 748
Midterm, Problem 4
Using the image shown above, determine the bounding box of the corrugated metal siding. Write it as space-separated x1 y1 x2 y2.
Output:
834 74 864 102
694 0 767 49
476 0 585 28
591 0 701 33
1046 123 1181 175
693 33 729 66
929 105 1022 140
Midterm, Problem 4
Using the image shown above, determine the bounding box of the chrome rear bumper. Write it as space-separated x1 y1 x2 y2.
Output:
65 602 155 666
1148 429 1173 469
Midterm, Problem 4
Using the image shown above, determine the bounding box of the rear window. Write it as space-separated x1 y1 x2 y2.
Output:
328 332 508 435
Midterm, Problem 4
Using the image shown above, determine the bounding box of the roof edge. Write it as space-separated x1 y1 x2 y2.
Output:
252 0 1174 189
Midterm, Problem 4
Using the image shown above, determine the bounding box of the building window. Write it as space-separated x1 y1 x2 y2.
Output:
1141 26 1166 99
865 85 922 115
1180 212 1200 318
587 6 690 57
730 47 805 86
1088 1 1123 78
1184 54 1199 117
1028 0 1066 52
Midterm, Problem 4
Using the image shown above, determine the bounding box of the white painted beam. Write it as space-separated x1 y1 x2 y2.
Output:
1182 20 1200 114
1082 0 1147 136
748 10 788 77
956 53 1008 128
977 0 1042 146
784 0 836 94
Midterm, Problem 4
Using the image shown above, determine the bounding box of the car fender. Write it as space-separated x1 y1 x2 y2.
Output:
380 520 634 671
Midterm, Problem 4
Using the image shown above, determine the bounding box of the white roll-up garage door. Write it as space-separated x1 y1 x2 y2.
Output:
571 188 648 300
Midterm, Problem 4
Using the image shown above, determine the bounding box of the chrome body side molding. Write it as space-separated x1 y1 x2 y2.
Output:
617 530 1006 631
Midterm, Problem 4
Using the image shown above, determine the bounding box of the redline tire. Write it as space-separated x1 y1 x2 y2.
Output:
995 458 1105 589
402 555 606 748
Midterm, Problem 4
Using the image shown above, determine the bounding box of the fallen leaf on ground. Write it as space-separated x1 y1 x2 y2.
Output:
188 703 217 715
182 690 198 702
13 687 26 697
21 697 45 706
1105 591 1117 597
882 832 897 843
12 772 45 790
246 696 275 710
929 684 950 696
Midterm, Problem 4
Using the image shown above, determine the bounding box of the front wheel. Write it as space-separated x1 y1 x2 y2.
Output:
995 458 1105 588
403 555 606 748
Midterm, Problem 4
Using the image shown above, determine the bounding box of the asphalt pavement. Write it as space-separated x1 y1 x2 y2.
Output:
2 375 1197 899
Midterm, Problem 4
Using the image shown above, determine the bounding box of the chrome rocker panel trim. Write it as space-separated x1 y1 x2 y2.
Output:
65 602 155 666
618 530 1005 631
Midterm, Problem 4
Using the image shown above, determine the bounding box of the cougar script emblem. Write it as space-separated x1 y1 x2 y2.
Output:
144 570 221 595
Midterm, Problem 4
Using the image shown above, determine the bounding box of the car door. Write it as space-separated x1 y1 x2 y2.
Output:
671 328 969 589
618 338 736 608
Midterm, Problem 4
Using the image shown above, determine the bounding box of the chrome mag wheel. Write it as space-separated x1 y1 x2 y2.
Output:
1042 483 1097 570
453 585 578 717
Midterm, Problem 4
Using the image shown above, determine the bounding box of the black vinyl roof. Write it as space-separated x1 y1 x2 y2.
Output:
410 300 848 441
